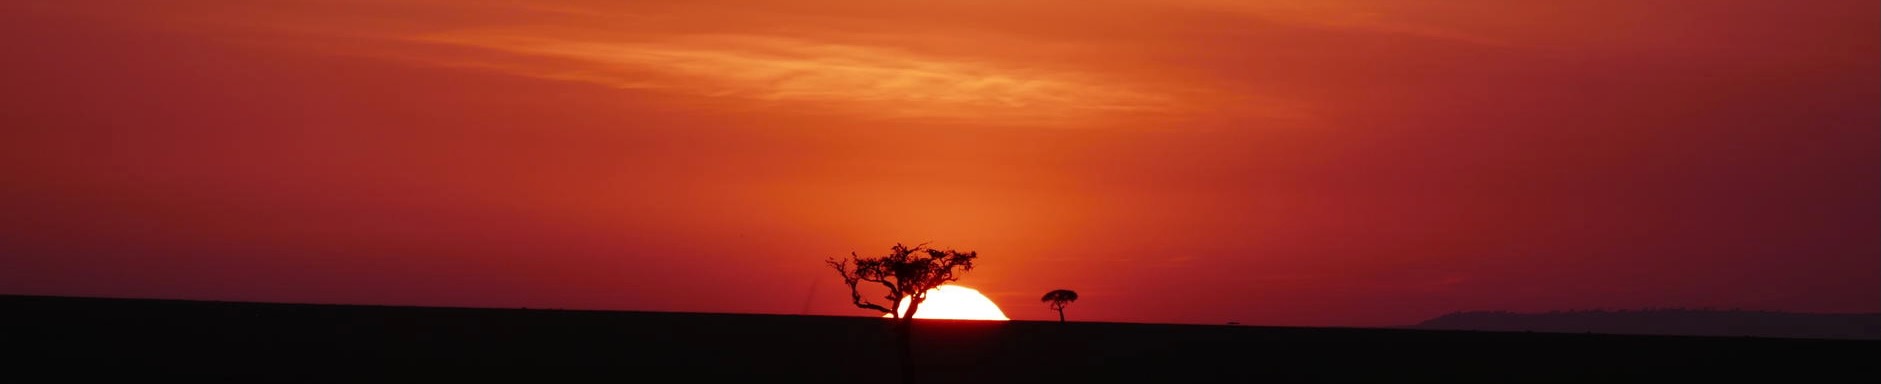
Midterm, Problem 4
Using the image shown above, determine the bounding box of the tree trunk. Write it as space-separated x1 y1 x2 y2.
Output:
895 296 924 384
1058 309 1065 323
899 318 915 384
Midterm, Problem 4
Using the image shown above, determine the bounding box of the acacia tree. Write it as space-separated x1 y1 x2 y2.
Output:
827 242 979 384
1042 289 1078 323
826 242 978 321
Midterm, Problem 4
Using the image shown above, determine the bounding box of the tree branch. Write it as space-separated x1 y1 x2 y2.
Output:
828 256 895 316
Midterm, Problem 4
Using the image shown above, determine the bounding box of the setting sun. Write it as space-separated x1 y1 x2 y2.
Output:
883 286 1010 321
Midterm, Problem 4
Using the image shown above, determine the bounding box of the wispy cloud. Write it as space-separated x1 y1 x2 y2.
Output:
132 0 1342 126
1178 0 1513 46
410 32 1189 123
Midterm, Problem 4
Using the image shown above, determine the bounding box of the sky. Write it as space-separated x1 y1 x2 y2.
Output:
1 0 1875 326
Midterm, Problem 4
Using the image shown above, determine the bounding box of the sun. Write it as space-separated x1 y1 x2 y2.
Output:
881 285 1010 321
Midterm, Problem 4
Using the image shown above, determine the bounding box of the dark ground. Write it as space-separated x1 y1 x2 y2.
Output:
1414 309 1881 340
3 295 1876 383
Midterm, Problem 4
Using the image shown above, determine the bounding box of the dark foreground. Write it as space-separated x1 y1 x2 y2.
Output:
1414 309 1881 340
4 295 1875 383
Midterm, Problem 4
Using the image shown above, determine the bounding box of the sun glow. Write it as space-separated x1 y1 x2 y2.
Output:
882 285 1010 321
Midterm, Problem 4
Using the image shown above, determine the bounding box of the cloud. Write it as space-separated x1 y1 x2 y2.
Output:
125 0 1330 126
409 31 1190 124
1177 0 1513 46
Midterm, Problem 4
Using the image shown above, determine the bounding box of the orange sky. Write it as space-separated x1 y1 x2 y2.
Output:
2 0 1876 326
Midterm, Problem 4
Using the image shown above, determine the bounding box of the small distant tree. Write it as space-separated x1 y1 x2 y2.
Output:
826 242 979 321
1042 289 1078 323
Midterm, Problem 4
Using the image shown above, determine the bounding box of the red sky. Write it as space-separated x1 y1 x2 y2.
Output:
2 0 1875 326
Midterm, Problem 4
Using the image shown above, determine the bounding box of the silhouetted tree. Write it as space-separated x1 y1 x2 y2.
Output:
826 242 979 384
826 242 979 320
1041 289 1078 323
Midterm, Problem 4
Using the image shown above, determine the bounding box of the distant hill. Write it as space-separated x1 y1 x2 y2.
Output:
1412 309 1881 340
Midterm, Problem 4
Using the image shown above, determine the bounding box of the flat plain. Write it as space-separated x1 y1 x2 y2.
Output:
4 295 1873 383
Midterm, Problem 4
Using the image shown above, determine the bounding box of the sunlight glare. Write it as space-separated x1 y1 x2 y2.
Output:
882 285 1010 321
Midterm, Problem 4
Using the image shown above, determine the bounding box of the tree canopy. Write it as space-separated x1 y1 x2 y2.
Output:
827 242 978 320
1042 289 1078 322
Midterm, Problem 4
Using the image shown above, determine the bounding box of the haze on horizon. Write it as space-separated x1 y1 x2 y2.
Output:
1 0 1875 327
